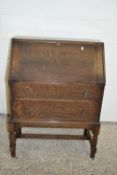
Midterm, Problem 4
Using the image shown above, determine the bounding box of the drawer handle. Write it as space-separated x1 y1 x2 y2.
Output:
25 87 30 95
83 89 89 98
80 109 85 117
26 105 32 115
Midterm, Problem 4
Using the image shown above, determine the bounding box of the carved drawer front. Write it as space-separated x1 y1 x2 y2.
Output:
12 100 100 122
12 82 103 100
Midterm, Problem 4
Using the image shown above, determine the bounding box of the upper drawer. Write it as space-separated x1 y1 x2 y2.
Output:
12 82 104 100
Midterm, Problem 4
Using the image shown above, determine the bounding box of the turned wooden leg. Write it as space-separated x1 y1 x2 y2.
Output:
90 127 100 159
9 132 16 157
7 117 16 157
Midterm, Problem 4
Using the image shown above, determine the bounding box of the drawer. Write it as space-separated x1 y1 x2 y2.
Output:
12 100 101 122
12 82 103 100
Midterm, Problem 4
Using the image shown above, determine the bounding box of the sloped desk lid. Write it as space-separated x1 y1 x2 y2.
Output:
9 38 105 84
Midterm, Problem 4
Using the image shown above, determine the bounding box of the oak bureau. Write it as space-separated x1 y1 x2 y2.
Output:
7 38 105 158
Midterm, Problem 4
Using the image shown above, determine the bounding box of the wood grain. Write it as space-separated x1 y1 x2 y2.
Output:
12 82 103 100
7 38 105 158
12 100 100 122
10 39 105 84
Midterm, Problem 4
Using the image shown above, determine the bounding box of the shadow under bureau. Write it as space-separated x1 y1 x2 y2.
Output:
7 38 105 158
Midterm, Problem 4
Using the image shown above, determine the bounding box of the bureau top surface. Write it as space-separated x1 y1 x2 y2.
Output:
9 38 105 84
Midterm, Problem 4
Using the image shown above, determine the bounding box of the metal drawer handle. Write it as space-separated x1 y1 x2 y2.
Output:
25 87 30 95
83 89 89 98
26 105 32 115
80 109 85 117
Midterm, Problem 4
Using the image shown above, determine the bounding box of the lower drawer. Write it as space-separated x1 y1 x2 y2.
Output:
12 100 100 122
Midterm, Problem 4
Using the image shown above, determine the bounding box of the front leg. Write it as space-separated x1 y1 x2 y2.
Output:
90 126 100 159
9 131 16 157
7 117 16 157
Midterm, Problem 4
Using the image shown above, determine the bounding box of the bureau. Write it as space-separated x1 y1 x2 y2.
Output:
7 38 105 158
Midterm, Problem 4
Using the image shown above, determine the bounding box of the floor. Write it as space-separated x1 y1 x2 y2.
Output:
0 116 117 175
